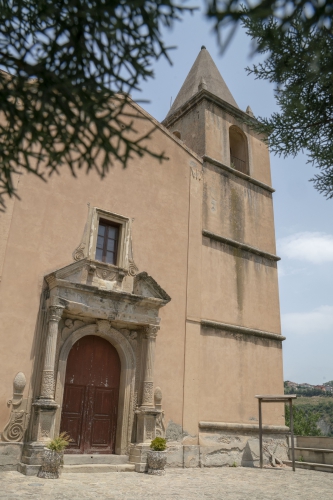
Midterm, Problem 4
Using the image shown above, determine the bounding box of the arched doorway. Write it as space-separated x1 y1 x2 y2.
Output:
60 335 121 454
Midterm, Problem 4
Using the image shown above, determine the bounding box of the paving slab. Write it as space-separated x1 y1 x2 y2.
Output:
0 467 332 499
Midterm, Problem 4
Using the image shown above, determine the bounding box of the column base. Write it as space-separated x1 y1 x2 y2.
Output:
20 441 46 466
129 443 151 472
135 406 161 444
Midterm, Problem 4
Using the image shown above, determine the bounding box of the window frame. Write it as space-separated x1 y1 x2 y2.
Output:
88 208 131 269
95 218 120 265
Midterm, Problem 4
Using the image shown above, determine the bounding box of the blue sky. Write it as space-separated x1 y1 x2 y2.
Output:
131 6 333 385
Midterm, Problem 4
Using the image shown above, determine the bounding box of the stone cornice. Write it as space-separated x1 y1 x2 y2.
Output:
162 88 258 128
201 319 285 342
50 279 169 309
203 155 275 193
202 230 281 262
199 421 289 434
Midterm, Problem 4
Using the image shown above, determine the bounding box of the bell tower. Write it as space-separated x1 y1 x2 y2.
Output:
162 46 272 187
163 47 284 439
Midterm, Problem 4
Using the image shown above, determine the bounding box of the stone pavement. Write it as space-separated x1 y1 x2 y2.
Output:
0 467 332 499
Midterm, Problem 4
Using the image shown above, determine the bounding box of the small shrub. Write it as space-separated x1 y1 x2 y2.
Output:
231 461 237 467
47 432 72 452
150 437 167 451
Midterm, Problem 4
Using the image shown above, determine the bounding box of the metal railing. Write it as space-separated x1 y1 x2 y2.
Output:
230 155 248 175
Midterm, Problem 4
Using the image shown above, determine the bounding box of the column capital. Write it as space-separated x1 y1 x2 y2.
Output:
143 325 159 339
48 305 64 323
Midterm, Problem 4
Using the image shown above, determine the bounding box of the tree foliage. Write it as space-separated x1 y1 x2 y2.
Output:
285 404 322 436
0 0 194 209
242 16 333 199
205 1 333 199
205 0 333 41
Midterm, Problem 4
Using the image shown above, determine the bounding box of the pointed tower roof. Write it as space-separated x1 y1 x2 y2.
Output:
166 46 238 119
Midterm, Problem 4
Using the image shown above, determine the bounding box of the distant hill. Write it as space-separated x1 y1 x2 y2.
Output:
293 397 333 436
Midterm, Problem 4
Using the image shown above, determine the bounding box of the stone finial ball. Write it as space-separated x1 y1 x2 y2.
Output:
201 45 206 50
154 386 163 403
13 372 26 394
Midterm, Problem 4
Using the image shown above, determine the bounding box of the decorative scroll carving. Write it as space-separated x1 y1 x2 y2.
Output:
72 203 92 262
1 372 27 442
154 387 165 437
2 411 25 442
155 412 165 438
72 242 86 261
127 258 139 277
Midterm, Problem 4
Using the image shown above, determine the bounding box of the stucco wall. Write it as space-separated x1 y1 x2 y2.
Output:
201 239 281 333
199 328 284 426
0 109 201 432
0 97 284 448
203 163 276 255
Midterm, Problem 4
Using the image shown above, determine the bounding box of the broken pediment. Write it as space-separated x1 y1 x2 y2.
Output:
133 272 171 302
43 259 171 327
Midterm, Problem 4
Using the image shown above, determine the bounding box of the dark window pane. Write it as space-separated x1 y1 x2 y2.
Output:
95 220 119 264
108 227 117 239
97 235 104 247
95 247 103 261
106 251 115 264
107 239 115 252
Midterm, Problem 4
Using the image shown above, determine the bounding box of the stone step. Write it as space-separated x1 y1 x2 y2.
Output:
63 454 129 465
62 463 135 473
284 460 333 473
292 447 333 466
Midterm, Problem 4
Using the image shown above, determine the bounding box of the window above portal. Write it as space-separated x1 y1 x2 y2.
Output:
95 219 120 265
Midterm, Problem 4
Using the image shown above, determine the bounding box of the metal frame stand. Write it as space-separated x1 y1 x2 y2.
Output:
255 394 297 471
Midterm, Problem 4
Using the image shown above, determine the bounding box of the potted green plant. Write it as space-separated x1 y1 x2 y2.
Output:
147 437 167 475
37 432 72 479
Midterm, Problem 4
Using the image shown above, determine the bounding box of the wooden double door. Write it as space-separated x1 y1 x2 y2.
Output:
60 335 121 454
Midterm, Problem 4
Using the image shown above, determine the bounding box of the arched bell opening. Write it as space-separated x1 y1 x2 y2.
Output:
229 126 249 175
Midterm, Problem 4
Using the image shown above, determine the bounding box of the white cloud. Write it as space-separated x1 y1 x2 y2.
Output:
282 305 333 335
278 232 333 264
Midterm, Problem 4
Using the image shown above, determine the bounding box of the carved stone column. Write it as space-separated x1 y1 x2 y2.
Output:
40 305 64 401
32 304 64 444
141 326 159 406
135 325 159 448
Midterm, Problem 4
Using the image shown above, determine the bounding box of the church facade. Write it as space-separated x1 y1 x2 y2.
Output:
0 47 288 474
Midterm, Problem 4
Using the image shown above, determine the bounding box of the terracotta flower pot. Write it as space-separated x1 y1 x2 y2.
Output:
37 449 63 479
147 450 167 475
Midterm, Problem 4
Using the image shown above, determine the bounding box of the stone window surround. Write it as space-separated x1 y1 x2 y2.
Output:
88 208 131 270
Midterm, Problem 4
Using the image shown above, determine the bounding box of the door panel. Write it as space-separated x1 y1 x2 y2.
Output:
60 385 86 451
60 335 121 454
